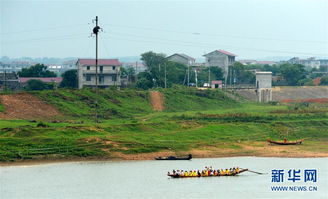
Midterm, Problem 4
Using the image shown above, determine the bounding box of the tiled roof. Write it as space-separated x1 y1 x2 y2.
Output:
19 77 63 83
77 59 121 66
203 50 236 57
216 50 236 57
167 53 195 61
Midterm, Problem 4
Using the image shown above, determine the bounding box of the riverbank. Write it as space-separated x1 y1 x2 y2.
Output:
1 89 327 163
2 142 327 167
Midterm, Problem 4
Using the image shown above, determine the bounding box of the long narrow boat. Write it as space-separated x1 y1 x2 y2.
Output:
267 139 304 145
167 169 248 178
155 154 192 160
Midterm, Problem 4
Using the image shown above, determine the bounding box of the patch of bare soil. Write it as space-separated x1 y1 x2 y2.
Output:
0 93 61 119
150 91 164 111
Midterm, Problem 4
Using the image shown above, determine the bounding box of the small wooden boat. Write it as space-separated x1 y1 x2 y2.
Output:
155 154 192 160
267 139 304 145
168 169 248 178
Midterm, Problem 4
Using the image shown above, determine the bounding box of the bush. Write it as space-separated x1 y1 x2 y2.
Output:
320 76 328 85
25 79 54 90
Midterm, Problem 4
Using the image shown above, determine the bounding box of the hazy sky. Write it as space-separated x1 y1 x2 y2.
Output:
1 0 328 60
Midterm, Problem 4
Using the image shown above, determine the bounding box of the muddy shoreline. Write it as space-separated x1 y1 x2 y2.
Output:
1 150 327 167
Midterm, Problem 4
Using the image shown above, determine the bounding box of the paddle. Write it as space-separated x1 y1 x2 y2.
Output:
241 168 267 175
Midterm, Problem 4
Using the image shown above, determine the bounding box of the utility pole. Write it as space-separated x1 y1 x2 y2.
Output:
208 65 211 87
92 16 101 123
229 66 232 89
3 69 6 91
164 63 167 88
187 65 190 87
195 69 198 87
135 61 138 82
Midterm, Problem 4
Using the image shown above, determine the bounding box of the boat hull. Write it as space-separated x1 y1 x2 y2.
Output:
168 169 248 178
267 139 304 145
155 155 192 160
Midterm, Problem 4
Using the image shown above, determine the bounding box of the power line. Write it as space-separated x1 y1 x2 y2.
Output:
104 33 328 57
103 23 328 44
0 23 89 35
1 33 87 45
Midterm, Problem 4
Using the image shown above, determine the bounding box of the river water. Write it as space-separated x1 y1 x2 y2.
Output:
1 157 327 199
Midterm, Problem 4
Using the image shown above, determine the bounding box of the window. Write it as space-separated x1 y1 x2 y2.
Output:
99 66 103 72
112 66 116 70
86 75 91 81
99 75 104 83
86 66 90 70
112 75 117 81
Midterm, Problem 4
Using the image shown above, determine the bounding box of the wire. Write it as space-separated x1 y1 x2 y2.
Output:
0 23 89 35
103 23 328 44
104 33 328 57
1 33 88 44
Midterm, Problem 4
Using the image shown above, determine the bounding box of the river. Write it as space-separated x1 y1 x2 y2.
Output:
1 157 327 199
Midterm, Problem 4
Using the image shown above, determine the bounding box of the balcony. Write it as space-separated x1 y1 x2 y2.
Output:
82 70 118 74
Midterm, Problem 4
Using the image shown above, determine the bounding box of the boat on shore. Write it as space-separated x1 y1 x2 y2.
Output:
167 169 248 178
267 139 304 145
155 154 192 160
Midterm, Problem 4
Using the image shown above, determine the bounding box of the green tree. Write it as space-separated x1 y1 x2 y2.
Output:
140 51 187 88
136 78 153 90
60 69 77 88
229 62 255 84
141 51 166 87
18 64 56 77
25 79 52 90
280 63 306 86
320 76 328 85
190 66 224 87
298 78 314 86
121 66 136 83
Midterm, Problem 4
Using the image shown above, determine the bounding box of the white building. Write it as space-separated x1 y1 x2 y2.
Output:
77 59 121 89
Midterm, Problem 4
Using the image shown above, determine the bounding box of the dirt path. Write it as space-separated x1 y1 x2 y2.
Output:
150 91 164 111
0 93 61 119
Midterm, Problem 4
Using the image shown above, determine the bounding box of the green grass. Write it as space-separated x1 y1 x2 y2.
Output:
0 88 327 161
161 88 238 112
0 103 4 112
33 89 153 119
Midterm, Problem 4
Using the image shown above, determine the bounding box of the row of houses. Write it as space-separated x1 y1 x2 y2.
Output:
167 49 236 78
287 57 328 70
75 50 237 89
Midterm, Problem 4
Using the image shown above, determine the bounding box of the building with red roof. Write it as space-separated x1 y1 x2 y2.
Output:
76 58 122 89
203 50 236 78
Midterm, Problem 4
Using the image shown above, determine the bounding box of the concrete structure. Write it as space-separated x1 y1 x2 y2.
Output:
77 59 121 89
236 86 328 102
255 71 272 102
203 50 236 77
0 72 20 90
167 53 195 66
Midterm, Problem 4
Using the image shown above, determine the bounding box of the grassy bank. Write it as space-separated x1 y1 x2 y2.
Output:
0 88 327 162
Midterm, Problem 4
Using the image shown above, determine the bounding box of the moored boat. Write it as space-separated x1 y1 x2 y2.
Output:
267 139 304 145
155 154 192 160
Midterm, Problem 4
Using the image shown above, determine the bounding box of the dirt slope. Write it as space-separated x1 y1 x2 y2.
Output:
150 91 164 111
0 93 61 119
